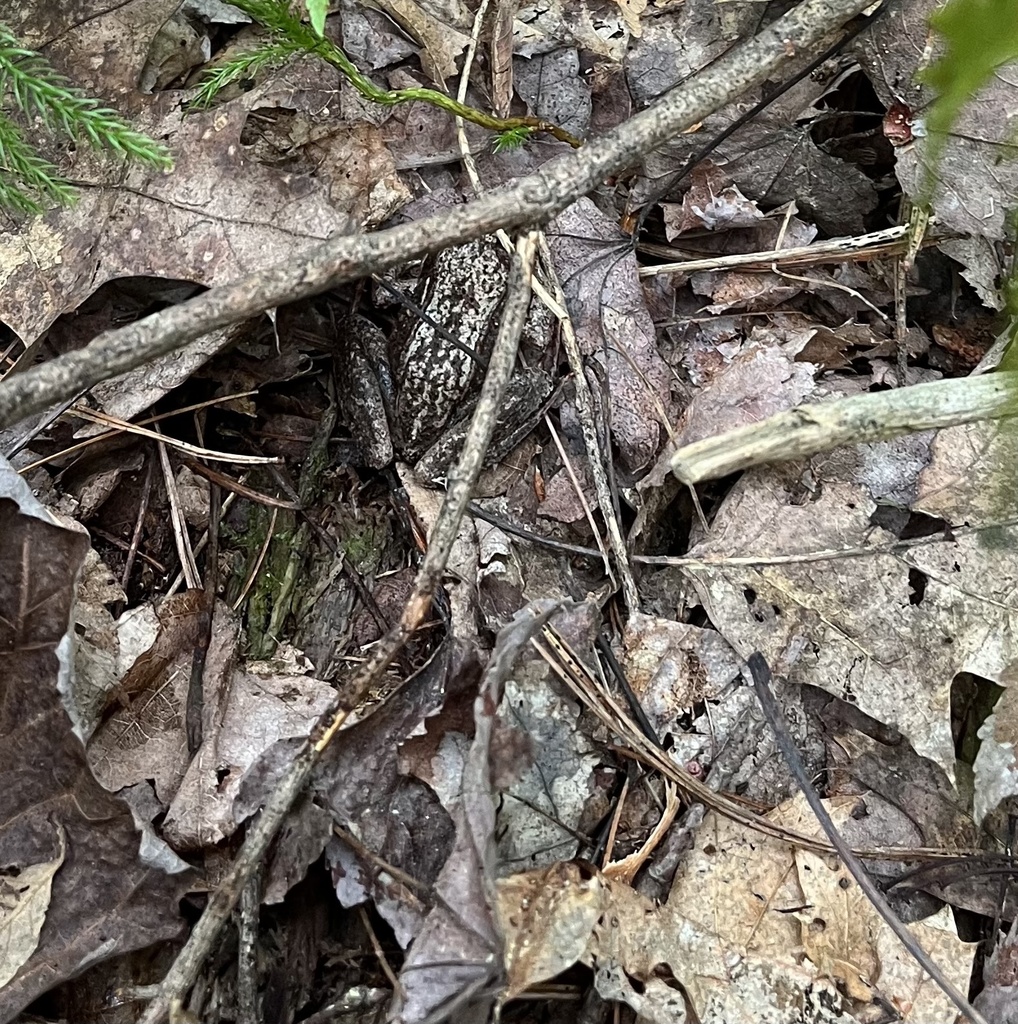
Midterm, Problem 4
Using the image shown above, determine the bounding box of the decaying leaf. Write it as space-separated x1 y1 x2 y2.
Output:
319 634 457 948
88 594 336 851
163 660 336 850
514 0 637 61
396 601 562 1022
370 0 472 83
0 825 65 989
497 861 605 1000
87 592 235 806
0 459 189 1021
547 198 675 471
680 406 1018 780
972 678 1018 826
856 0 1018 305
496 603 602 872
581 793 976 1023
794 850 880 1002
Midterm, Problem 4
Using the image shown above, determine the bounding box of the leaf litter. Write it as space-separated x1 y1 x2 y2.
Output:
1 0 1017 1022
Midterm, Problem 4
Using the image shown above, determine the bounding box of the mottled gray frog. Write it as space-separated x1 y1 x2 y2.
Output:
340 236 554 479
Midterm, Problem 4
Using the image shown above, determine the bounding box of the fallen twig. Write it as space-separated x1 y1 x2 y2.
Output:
747 652 989 1024
136 232 539 1024
670 371 1018 484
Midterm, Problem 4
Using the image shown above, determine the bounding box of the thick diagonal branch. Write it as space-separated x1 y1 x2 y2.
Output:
0 0 876 430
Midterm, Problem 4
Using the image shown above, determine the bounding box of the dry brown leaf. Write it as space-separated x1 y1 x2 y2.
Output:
971 675 1018 825
396 602 562 1023
513 0 634 61
792 842 976 1019
496 861 605 999
370 0 471 82
582 793 976 1023
0 460 189 1020
87 592 232 805
669 344 817 450
495 603 602 872
613 0 647 37
547 198 675 471
162 660 336 849
319 636 456 948
794 851 879 1002
0 825 65 989
681 400 1018 779
621 613 744 722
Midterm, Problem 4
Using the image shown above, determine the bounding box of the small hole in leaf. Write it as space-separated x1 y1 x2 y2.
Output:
908 567 927 605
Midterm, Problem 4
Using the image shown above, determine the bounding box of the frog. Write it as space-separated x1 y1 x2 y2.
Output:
339 235 555 480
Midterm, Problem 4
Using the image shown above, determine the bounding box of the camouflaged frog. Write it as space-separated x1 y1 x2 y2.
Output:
340 236 554 479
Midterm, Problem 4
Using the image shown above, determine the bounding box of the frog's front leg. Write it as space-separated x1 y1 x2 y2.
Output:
413 366 557 482
337 315 396 469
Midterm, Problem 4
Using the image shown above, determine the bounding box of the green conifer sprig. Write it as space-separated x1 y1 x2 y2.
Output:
0 110 75 213
194 0 582 148
191 39 304 110
0 23 172 214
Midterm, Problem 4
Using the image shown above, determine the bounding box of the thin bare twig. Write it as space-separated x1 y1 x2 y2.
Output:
544 414 614 582
156 429 200 589
637 223 916 277
232 506 278 612
236 868 261 1024
454 21 640 610
121 453 154 590
67 405 278 464
670 371 1018 483
536 231 641 612
15 391 260 475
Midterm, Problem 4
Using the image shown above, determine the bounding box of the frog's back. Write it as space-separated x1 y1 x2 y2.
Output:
391 237 508 458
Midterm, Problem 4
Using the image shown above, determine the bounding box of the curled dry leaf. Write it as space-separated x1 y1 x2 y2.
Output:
0 825 65 989
579 793 976 1024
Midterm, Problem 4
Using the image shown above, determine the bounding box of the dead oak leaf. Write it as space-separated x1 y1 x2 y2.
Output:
496 861 606 1000
1 88 406 351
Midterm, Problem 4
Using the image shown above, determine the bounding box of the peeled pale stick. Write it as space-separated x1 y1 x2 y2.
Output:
670 371 1018 484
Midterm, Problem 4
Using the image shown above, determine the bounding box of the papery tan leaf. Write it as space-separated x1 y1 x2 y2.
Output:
496 861 605 999
371 0 471 82
0 826 65 988
613 0 647 36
